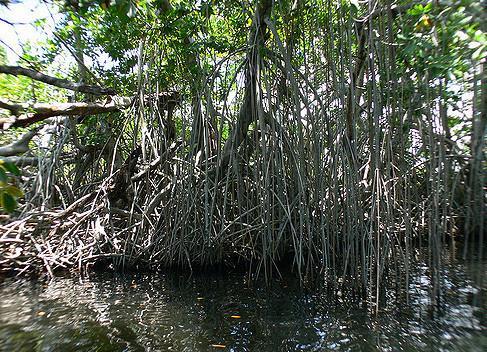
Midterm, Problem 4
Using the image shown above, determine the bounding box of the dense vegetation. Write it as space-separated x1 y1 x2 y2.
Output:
0 0 485 306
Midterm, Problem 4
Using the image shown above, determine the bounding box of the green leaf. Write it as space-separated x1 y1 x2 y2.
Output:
3 162 20 176
423 3 432 13
472 46 485 61
0 168 7 182
0 192 16 213
408 4 424 16
5 185 23 198
448 117 462 128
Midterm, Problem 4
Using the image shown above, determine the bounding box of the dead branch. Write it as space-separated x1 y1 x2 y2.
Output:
0 127 40 156
0 156 39 166
0 96 132 129
0 65 116 95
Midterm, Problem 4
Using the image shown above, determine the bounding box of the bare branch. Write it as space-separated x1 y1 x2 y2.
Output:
0 97 132 129
0 65 116 96
0 155 39 166
0 127 40 156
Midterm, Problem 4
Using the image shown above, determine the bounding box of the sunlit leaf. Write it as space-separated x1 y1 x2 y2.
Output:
5 185 23 198
423 3 433 13
472 46 485 61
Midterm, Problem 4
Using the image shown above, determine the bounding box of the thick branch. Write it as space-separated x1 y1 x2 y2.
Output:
0 127 39 156
0 65 116 96
0 97 132 129
0 156 39 166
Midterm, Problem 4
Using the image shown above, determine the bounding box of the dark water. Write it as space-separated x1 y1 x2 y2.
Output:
0 257 485 351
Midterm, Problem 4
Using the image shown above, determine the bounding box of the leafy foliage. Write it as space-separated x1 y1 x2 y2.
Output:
0 160 23 213
398 1 486 78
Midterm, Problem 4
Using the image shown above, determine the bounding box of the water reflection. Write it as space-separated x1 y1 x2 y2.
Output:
0 259 485 351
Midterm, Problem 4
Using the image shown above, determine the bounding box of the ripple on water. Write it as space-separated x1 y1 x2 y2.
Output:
0 260 486 352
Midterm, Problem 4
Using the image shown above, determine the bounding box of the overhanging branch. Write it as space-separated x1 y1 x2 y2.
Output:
0 155 40 166
0 65 116 96
0 127 40 156
0 97 132 129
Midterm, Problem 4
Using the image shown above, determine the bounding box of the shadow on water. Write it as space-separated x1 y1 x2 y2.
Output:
0 250 485 351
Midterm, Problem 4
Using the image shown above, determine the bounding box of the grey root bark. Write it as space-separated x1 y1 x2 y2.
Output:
467 55 487 236
345 3 420 145
107 145 143 206
157 0 208 156
345 24 367 144
216 0 272 176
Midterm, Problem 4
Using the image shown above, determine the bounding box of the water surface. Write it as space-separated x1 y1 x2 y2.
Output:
0 257 485 351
